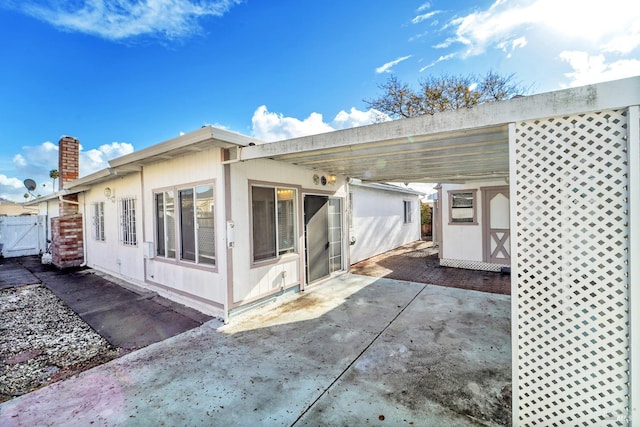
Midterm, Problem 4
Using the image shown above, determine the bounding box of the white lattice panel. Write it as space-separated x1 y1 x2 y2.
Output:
515 110 630 425
439 257 504 272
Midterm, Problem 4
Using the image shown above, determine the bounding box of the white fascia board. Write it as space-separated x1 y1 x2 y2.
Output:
240 76 640 161
109 126 262 168
352 181 426 196
66 168 118 189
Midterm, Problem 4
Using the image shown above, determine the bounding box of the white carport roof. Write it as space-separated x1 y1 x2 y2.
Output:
239 77 639 183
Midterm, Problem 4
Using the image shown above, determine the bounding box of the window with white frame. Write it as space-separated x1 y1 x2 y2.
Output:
403 200 413 223
155 184 215 266
92 202 105 241
119 197 137 246
448 190 477 224
155 191 176 258
251 185 296 262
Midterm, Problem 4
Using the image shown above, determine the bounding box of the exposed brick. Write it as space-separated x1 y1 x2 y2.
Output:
51 214 84 269
58 136 79 190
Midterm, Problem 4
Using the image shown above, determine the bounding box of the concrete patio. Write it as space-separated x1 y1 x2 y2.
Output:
1 274 511 426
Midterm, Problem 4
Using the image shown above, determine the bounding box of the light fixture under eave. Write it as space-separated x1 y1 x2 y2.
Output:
327 174 337 185
104 187 116 202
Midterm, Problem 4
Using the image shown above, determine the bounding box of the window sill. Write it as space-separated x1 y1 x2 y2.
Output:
251 252 299 269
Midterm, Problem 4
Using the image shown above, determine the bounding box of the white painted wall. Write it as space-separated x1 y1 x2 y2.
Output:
230 158 347 306
439 180 507 263
141 147 227 316
35 199 59 242
81 172 145 285
349 184 422 264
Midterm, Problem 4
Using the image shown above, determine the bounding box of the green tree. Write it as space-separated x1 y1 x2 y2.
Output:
49 169 59 192
365 71 527 120
421 203 432 226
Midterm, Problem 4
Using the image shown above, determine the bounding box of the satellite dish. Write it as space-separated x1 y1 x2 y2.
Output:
24 179 37 192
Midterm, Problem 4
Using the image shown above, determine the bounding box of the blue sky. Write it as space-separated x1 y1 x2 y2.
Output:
1 0 639 202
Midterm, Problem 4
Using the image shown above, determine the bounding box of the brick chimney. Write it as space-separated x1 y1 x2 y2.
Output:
51 135 84 268
58 136 79 190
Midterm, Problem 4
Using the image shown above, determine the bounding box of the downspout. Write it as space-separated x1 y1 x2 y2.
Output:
223 162 234 324
80 195 87 267
139 167 147 284
45 201 49 245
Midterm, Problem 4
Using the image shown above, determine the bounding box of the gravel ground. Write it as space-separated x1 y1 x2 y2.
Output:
0 284 120 402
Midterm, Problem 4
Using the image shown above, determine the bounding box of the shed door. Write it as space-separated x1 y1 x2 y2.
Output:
304 195 330 283
482 186 510 265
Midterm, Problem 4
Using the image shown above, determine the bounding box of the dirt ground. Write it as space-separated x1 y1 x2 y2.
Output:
350 239 511 295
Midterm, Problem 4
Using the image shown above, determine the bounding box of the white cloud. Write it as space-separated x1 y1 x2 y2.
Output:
8 0 241 40
417 2 431 12
251 106 334 142
0 140 134 202
419 53 456 72
81 142 135 175
443 0 640 57
0 175 24 189
430 0 640 87
559 51 640 87
332 108 390 130
251 106 389 143
496 36 527 59
12 154 27 167
602 19 640 54
412 11 441 24
376 55 413 74
0 175 27 201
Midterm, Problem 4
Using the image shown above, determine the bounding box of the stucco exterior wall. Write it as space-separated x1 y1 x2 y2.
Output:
141 147 227 315
82 173 145 284
230 158 347 306
349 184 422 264
36 200 59 242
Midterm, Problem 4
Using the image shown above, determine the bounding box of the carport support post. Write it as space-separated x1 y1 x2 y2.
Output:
507 122 519 424
629 105 640 424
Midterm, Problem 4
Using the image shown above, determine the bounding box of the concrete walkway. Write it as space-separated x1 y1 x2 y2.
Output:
1 274 511 426
0 256 211 351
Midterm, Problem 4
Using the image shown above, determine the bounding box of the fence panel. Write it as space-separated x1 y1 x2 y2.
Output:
0 215 46 258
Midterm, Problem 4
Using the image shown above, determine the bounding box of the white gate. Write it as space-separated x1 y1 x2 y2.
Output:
0 215 46 258
513 110 631 425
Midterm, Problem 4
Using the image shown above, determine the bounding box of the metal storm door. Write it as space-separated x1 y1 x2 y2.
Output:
482 186 510 265
304 195 330 283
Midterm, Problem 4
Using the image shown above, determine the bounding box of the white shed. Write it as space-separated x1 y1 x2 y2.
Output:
435 181 510 272
348 181 423 264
